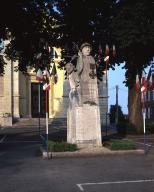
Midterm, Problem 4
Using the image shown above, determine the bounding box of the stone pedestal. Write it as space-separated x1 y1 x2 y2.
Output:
67 105 102 147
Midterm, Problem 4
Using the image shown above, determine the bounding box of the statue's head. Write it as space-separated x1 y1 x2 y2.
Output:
80 42 92 56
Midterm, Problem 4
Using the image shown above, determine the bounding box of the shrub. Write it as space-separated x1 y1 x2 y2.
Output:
48 140 77 152
116 121 137 136
116 121 127 136
110 139 136 150
146 123 154 134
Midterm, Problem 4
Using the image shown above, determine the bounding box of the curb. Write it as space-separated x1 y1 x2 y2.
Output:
40 147 144 159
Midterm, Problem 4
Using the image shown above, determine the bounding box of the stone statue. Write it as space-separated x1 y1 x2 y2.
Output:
66 42 102 147
66 42 98 108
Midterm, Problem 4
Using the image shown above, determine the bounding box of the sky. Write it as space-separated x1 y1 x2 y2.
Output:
108 64 128 114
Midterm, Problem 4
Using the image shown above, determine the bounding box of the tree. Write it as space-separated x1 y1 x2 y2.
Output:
55 0 154 132
0 0 61 74
109 0 154 132
54 0 114 79
0 0 113 74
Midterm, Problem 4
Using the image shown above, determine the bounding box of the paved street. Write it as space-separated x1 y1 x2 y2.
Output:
0 127 154 192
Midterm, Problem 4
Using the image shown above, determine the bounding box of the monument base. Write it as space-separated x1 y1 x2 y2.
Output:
67 105 102 147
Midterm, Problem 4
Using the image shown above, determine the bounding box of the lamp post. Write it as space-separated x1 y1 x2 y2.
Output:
42 68 51 158
36 69 44 137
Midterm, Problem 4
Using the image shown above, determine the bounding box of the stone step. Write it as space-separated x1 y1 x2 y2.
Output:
13 118 67 127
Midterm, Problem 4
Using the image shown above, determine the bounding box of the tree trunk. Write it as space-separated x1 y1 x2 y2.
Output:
128 85 143 133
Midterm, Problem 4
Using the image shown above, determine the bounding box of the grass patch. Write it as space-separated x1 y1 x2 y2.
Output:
103 139 136 151
48 140 77 152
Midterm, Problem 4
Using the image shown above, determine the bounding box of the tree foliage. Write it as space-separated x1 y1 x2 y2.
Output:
0 0 61 74
0 0 154 80
109 0 154 87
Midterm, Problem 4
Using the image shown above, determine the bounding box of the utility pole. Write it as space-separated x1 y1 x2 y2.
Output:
115 85 119 125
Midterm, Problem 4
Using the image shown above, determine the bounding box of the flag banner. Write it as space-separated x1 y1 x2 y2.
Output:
105 44 109 56
98 44 103 63
36 53 42 59
43 68 51 91
112 45 116 57
148 75 153 90
43 82 50 91
36 68 44 81
147 64 154 90
98 44 103 55
141 71 146 85
147 64 154 78
43 68 50 79
105 56 109 86
141 71 147 93
141 85 147 93
51 63 58 84
135 74 140 90
104 56 109 62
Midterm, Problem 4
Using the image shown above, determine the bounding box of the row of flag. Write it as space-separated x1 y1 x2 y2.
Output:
36 63 58 91
98 44 116 86
136 64 154 111
136 64 154 93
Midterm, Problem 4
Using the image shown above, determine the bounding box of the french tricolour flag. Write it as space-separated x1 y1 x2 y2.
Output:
43 68 51 91
36 69 44 81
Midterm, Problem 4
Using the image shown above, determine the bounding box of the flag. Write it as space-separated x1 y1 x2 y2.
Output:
36 53 42 59
135 74 140 90
104 56 109 62
140 71 147 112
147 64 154 90
43 68 50 79
51 63 58 84
141 71 147 93
105 44 109 56
36 68 44 81
112 45 116 57
43 68 51 91
105 44 110 86
147 64 154 79
148 75 153 90
98 44 103 63
98 43 103 55
43 82 50 91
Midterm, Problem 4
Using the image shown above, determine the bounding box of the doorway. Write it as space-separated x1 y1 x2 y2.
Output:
31 83 49 118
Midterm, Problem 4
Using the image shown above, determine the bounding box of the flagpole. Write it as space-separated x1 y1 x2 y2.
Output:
142 92 147 155
46 89 49 157
143 111 147 155
38 82 41 137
